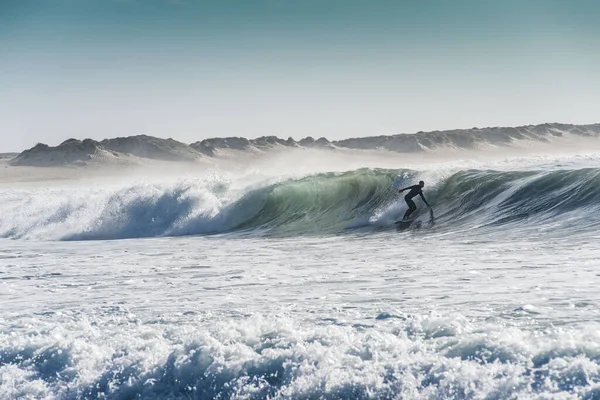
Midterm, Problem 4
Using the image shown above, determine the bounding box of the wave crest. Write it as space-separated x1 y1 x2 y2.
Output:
2 167 600 240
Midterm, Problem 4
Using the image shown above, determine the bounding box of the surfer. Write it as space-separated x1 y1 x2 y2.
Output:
398 181 430 220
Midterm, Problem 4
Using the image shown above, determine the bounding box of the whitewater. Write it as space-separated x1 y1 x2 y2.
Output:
3 143 600 399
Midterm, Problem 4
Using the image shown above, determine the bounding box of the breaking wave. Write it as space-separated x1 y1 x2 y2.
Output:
1 167 600 241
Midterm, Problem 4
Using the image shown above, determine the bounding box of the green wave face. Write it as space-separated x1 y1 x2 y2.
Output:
230 168 403 235
221 167 600 236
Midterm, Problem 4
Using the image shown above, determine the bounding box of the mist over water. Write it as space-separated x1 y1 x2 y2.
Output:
3 141 600 399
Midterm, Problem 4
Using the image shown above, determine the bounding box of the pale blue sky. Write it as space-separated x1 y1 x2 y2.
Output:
1 0 599 151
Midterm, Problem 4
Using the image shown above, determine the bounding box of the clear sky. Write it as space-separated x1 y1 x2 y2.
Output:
1 0 599 151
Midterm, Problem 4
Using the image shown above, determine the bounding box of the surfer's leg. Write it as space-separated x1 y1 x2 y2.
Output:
404 199 417 219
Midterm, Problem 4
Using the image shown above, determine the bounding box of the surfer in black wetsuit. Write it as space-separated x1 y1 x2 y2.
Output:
398 181 430 220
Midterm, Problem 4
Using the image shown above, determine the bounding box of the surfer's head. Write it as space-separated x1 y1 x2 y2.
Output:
419 180 424 187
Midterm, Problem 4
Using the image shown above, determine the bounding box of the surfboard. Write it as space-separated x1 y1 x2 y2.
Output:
395 219 413 230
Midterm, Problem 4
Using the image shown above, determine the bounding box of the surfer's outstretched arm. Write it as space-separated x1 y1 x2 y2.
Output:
398 187 409 192
419 192 430 207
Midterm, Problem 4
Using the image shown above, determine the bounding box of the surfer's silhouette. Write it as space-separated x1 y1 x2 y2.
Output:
398 181 430 220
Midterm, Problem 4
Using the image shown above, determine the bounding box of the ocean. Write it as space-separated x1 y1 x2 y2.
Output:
2 147 600 399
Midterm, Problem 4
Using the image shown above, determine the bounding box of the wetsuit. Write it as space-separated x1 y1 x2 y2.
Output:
402 185 428 220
